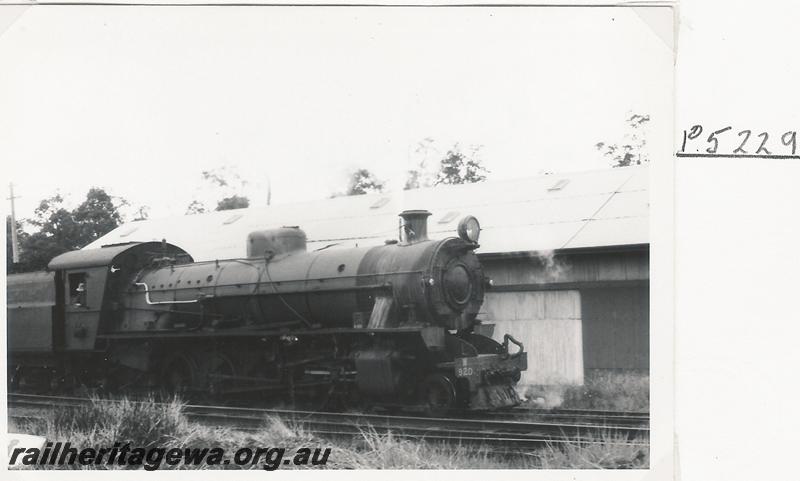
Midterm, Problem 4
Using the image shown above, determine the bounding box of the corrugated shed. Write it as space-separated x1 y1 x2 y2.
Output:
87 165 648 261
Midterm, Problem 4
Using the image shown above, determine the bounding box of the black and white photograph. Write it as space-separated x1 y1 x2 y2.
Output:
1 1 676 474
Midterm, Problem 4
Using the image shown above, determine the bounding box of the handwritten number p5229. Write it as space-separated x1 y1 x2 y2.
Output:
680 125 797 157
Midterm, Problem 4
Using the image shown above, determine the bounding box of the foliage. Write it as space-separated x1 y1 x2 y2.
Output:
434 144 489 186
562 370 649 411
403 169 425 191
404 138 437 190
405 140 489 189
215 195 250 211
595 113 651 167
51 396 187 450
334 168 385 197
71 188 123 244
522 369 649 412
132 205 150 222
536 433 649 469
185 200 207 215
186 166 251 213
201 166 246 190
332 140 489 196
7 188 125 273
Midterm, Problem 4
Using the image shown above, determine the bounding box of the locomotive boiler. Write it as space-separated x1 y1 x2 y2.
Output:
8 210 527 413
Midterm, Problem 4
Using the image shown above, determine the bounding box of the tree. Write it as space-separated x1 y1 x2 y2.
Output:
404 138 437 190
132 205 150 221
11 188 125 272
17 231 71 273
27 194 85 252
404 168 424 191
72 188 123 245
215 195 250 211
434 144 489 186
338 168 385 196
29 194 68 229
185 200 207 215
202 166 246 190
187 166 251 214
595 113 651 167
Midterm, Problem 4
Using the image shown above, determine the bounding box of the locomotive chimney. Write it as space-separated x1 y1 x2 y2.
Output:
398 210 431 245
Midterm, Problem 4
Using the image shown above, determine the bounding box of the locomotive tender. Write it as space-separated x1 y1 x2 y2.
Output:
8 210 527 412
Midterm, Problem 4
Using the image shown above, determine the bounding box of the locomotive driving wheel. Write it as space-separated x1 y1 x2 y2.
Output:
422 373 457 416
204 352 237 396
160 354 198 395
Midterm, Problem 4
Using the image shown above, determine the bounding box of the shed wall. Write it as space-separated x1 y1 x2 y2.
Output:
581 285 649 369
482 290 583 385
481 250 649 287
481 249 649 378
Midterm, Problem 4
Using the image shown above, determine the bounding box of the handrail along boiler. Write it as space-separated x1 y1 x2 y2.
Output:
7 210 527 412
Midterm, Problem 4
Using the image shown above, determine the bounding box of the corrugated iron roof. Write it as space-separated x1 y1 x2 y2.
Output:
86 165 648 260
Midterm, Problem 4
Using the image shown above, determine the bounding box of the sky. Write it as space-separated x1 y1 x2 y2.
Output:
0 5 673 222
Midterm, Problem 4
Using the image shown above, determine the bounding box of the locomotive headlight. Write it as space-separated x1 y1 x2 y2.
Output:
457 216 481 243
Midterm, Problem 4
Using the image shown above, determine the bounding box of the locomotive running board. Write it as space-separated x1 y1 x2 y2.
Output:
97 326 434 339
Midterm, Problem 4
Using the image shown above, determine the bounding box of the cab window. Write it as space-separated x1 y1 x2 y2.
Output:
68 273 87 307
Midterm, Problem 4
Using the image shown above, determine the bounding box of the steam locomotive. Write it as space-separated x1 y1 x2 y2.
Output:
7 210 527 413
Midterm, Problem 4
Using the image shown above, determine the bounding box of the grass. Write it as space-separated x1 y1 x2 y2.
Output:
47 395 188 450
346 429 648 469
536 434 649 469
10 394 648 469
523 369 649 412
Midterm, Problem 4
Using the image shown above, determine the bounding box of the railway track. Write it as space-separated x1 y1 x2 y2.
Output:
471 406 649 428
8 393 649 451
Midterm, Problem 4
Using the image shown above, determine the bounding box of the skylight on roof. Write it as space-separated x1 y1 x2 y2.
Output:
223 214 243 225
438 211 460 224
118 226 139 238
548 179 570 191
370 197 390 209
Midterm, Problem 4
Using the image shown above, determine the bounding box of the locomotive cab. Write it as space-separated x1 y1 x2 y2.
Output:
43 241 193 353
7 241 192 391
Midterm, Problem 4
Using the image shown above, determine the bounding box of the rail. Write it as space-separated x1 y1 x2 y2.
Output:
8 393 649 452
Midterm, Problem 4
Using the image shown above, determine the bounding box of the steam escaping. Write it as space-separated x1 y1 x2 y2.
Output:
523 385 566 409
529 250 570 283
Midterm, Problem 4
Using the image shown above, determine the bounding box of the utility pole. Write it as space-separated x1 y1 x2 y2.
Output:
8 182 20 264
266 176 272 206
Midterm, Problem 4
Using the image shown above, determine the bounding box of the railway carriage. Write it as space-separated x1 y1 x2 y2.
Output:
7 210 527 413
